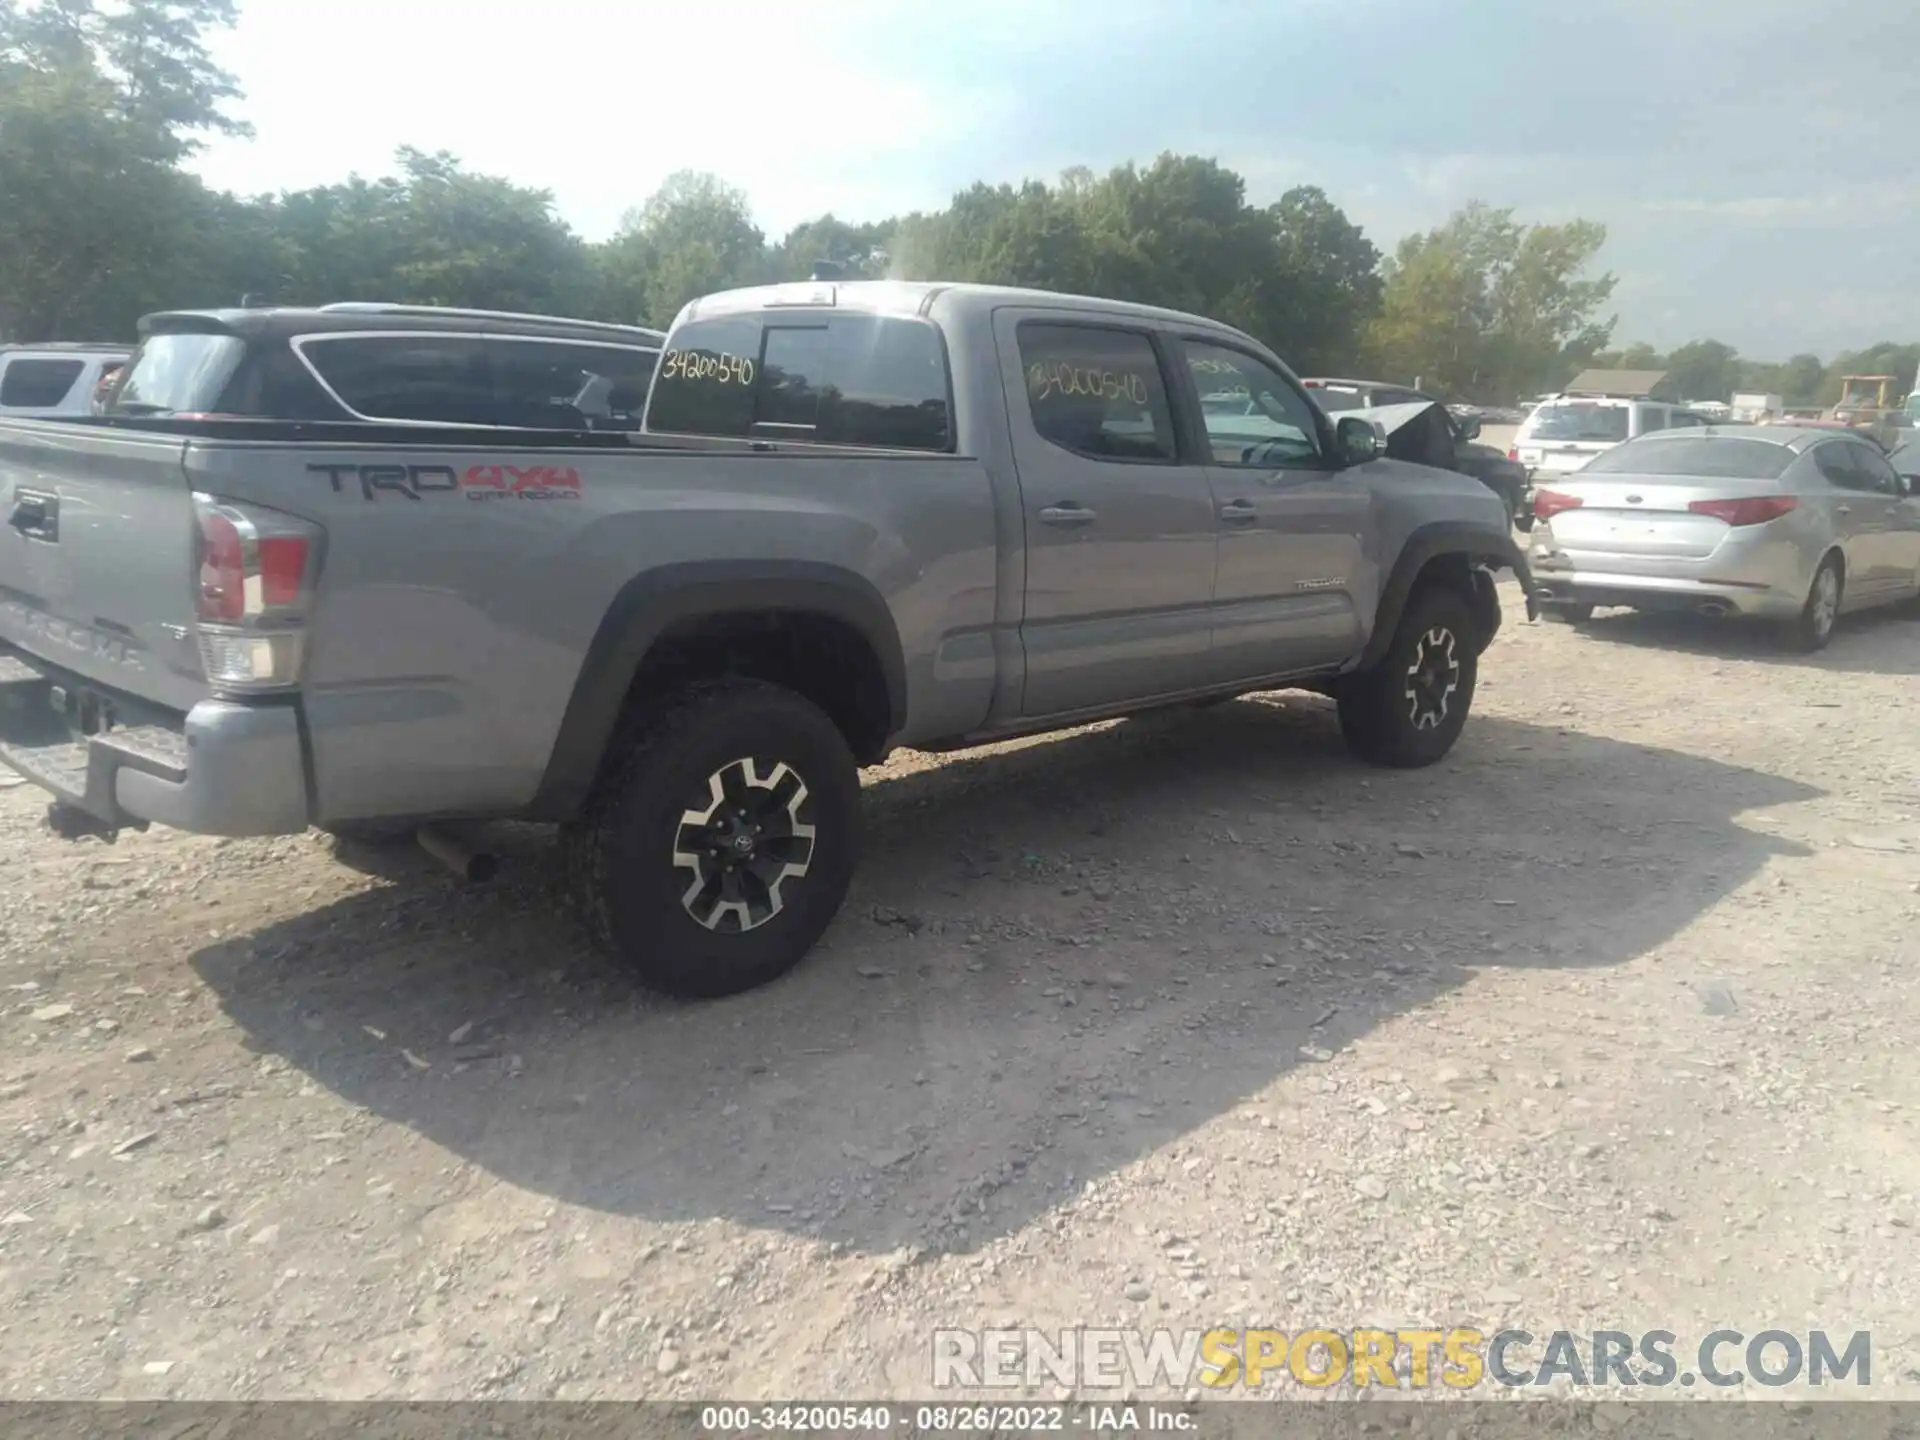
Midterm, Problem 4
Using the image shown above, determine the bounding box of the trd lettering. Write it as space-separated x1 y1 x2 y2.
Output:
307 463 460 501
308 462 580 501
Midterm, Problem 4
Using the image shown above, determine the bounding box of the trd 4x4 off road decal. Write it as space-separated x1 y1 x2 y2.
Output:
459 464 581 501
308 462 583 502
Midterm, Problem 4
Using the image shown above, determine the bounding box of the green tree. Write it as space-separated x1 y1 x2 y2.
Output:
1365 202 1615 402
1260 185 1381 375
1361 231 1486 397
240 151 596 317
382 149 595 314
1776 353 1826 404
881 158 1385 374
1591 342 1664 372
1663 339 1741 404
0 0 248 339
599 171 768 328
772 214 892 281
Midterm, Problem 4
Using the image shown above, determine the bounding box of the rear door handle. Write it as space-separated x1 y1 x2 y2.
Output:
1835 505 1851 516
1218 500 1259 524
1039 504 1096 527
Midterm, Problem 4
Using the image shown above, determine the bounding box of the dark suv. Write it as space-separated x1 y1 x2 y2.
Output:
1303 376 1533 530
106 302 666 431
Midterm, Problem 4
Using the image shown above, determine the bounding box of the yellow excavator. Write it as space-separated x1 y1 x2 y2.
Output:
1823 374 1909 448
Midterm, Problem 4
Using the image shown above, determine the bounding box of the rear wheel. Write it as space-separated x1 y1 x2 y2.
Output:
1780 555 1842 653
561 678 861 999
1337 586 1478 769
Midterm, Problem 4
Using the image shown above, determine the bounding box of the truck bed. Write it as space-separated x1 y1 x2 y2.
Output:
0 415 1000 833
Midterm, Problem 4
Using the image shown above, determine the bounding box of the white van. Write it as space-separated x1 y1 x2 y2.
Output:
1511 396 1709 479
0 345 132 420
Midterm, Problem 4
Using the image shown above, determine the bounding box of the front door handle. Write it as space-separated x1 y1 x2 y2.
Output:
1039 504 1096 527
1218 500 1258 524
1835 505 1851 517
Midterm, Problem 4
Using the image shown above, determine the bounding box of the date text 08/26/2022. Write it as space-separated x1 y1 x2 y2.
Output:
699 1404 1191 1434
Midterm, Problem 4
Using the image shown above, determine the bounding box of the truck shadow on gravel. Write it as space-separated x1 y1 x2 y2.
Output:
190 699 1818 1259
1566 603 1920 674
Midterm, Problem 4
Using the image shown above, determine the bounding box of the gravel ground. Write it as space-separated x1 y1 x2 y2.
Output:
2 585 1918 1404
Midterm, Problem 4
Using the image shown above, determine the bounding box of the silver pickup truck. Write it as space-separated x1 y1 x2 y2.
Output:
0 281 1534 997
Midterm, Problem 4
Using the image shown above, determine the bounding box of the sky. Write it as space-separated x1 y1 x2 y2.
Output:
188 0 1920 361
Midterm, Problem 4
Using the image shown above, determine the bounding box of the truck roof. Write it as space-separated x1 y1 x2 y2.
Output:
136 304 666 348
678 280 1266 344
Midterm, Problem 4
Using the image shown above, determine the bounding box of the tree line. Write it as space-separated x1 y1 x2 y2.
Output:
3 0 1912 409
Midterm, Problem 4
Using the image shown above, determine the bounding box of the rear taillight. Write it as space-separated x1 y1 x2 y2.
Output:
192 493 321 694
1533 489 1584 522
1506 447 1520 463
1687 496 1798 527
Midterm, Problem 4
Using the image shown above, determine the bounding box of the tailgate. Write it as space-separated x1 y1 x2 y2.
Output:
0 420 207 712
1540 479 1745 560
1520 439 1613 475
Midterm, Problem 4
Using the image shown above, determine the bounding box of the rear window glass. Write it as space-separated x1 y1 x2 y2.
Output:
646 314 951 451
0 358 87 408
1528 403 1630 443
1581 436 1796 479
114 333 246 414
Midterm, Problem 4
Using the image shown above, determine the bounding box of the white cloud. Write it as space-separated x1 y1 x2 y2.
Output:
1637 179 1920 229
191 0 1015 238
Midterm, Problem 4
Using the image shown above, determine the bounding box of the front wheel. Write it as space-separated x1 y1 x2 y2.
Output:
561 678 861 998
1337 586 1479 768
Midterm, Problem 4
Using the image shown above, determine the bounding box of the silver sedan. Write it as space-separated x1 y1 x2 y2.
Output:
1525 426 1920 651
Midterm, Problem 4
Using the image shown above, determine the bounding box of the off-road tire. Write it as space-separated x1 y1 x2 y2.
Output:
1779 554 1842 653
1337 585 1479 769
559 678 861 999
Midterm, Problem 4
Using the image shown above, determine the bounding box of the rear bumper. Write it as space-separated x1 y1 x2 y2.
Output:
1526 566 1801 619
0 644 311 837
1528 524 1808 620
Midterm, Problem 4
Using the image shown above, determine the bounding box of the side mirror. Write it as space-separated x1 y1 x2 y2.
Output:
1459 415 1482 440
1335 415 1383 466
1898 473 1919 497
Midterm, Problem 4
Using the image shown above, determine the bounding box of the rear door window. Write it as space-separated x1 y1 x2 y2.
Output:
1636 406 1668 434
490 340 658 431
646 314 951 451
0 357 88 408
1845 441 1902 496
298 335 495 425
1019 323 1178 463
1813 442 1872 491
